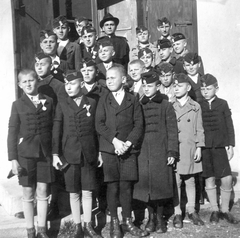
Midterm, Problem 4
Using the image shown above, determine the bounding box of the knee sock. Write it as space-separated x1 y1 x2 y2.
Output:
220 187 232 213
120 181 132 218
205 186 218 211
70 193 81 224
107 182 118 217
36 196 49 227
82 190 92 223
22 198 35 229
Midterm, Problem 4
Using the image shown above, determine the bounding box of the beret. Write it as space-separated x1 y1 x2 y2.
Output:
184 52 200 65
138 48 153 58
81 25 96 36
157 38 172 49
53 15 68 28
172 33 186 43
141 71 159 84
65 71 83 82
173 73 190 84
201 74 218 87
157 17 171 26
100 13 119 28
35 52 51 62
136 25 148 34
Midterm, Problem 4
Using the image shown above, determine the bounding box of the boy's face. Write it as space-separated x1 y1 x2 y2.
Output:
80 66 97 84
18 73 38 96
65 78 82 97
201 85 218 101
82 32 97 48
159 71 173 87
140 54 153 69
102 20 116 35
75 20 88 36
136 30 149 44
159 47 173 61
173 39 187 55
35 58 52 78
129 63 145 82
157 23 171 37
98 46 115 62
106 68 126 92
53 24 69 40
40 35 57 56
183 61 201 76
142 81 159 98
173 82 191 98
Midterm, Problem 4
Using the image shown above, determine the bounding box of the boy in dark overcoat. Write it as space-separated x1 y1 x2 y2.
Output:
133 71 179 234
199 74 239 224
95 64 147 238
7 69 55 238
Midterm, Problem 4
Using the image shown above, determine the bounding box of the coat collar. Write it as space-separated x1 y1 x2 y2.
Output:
67 94 90 114
141 91 166 105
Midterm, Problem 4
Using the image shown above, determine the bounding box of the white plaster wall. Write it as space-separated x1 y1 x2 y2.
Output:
197 0 240 193
0 1 16 179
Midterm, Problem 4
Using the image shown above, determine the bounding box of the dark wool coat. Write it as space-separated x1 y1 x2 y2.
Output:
199 96 235 148
133 92 179 202
7 93 54 161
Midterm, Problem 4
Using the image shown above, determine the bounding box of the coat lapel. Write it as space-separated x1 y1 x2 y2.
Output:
116 93 132 115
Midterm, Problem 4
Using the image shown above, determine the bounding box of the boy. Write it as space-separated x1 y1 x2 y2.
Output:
199 74 238 224
156 62 175 102
97 40 115 79
157 17 172 41
53 15 81 71
172 33 188 59
133 71 178 234
183 52 204 102
138 48 154 72
128 59 145 100
95 64 147 238
7 69 55 238
74 16 90 44
98 13 129 70
52 71 102 237
131 26 160 66
172 73 205 228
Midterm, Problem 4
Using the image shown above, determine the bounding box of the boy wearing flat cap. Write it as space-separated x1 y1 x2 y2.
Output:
52 15 82 71
199 74 238 225
131 26 160 67
133 71 178 234
52 71 102 237
156 17 172 41
98 13 130 70
172 73 205 228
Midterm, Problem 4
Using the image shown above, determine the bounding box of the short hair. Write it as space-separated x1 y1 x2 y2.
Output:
128 59 145 69
18 69 37 82
108 63 126 77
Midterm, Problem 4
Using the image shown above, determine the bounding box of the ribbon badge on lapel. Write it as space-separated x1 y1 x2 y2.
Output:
83 104 91 117
39 99 47 111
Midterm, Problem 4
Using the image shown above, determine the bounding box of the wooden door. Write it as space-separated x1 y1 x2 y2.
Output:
137 0 198 53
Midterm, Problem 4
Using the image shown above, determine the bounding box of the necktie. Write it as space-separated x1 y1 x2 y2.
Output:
74 96 82 106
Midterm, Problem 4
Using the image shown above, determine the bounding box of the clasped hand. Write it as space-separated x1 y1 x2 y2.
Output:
112 138 132 156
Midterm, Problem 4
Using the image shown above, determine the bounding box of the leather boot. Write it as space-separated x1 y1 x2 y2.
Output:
27 227 36 238
155 214 167 233
36 227 48 238
71 223 84 238
84 222 102 238
122 217 148 237
145 211 156 233
110 217 123 238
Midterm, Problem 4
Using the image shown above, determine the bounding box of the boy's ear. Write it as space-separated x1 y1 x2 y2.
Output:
122 75 127 84
183 63 186 70
198 62 201 68
80 81 85 88
157 26 161 32
187 83 192 92
112 50 116 57
53 28 57 34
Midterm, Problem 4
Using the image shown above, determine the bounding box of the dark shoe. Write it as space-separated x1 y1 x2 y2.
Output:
122 217 148 237
145 213 156 233
155 215 167 233
220 212 239 224
71 223 84 238
210 211 220 224
36 227 49 238
173 214 183 229
27 227 36 238
188 212 204 226
84 222 102 238
110 217 123 238
47 203 59 221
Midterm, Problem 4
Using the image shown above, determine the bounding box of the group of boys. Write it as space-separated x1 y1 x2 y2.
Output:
7 12 238 238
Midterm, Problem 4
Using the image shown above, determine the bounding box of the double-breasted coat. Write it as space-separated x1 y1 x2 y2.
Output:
172 97 205 175
133 92 179 202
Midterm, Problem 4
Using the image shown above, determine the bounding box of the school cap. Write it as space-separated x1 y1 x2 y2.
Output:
184 52 200 65
79 59 96 69
156 62 173 75
141 71 159 84
35 52 51 62
74 16 89 25
172 33 186 43
100 13 119 28
65 71 83 82
40 30 57 42
200 74 218 87
53 15 68 28
81 25 97 36
173 73 190 84
97 39 113 49
157 38 172 49
157 17 171 26
136 25 148 34
138 48 153 58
